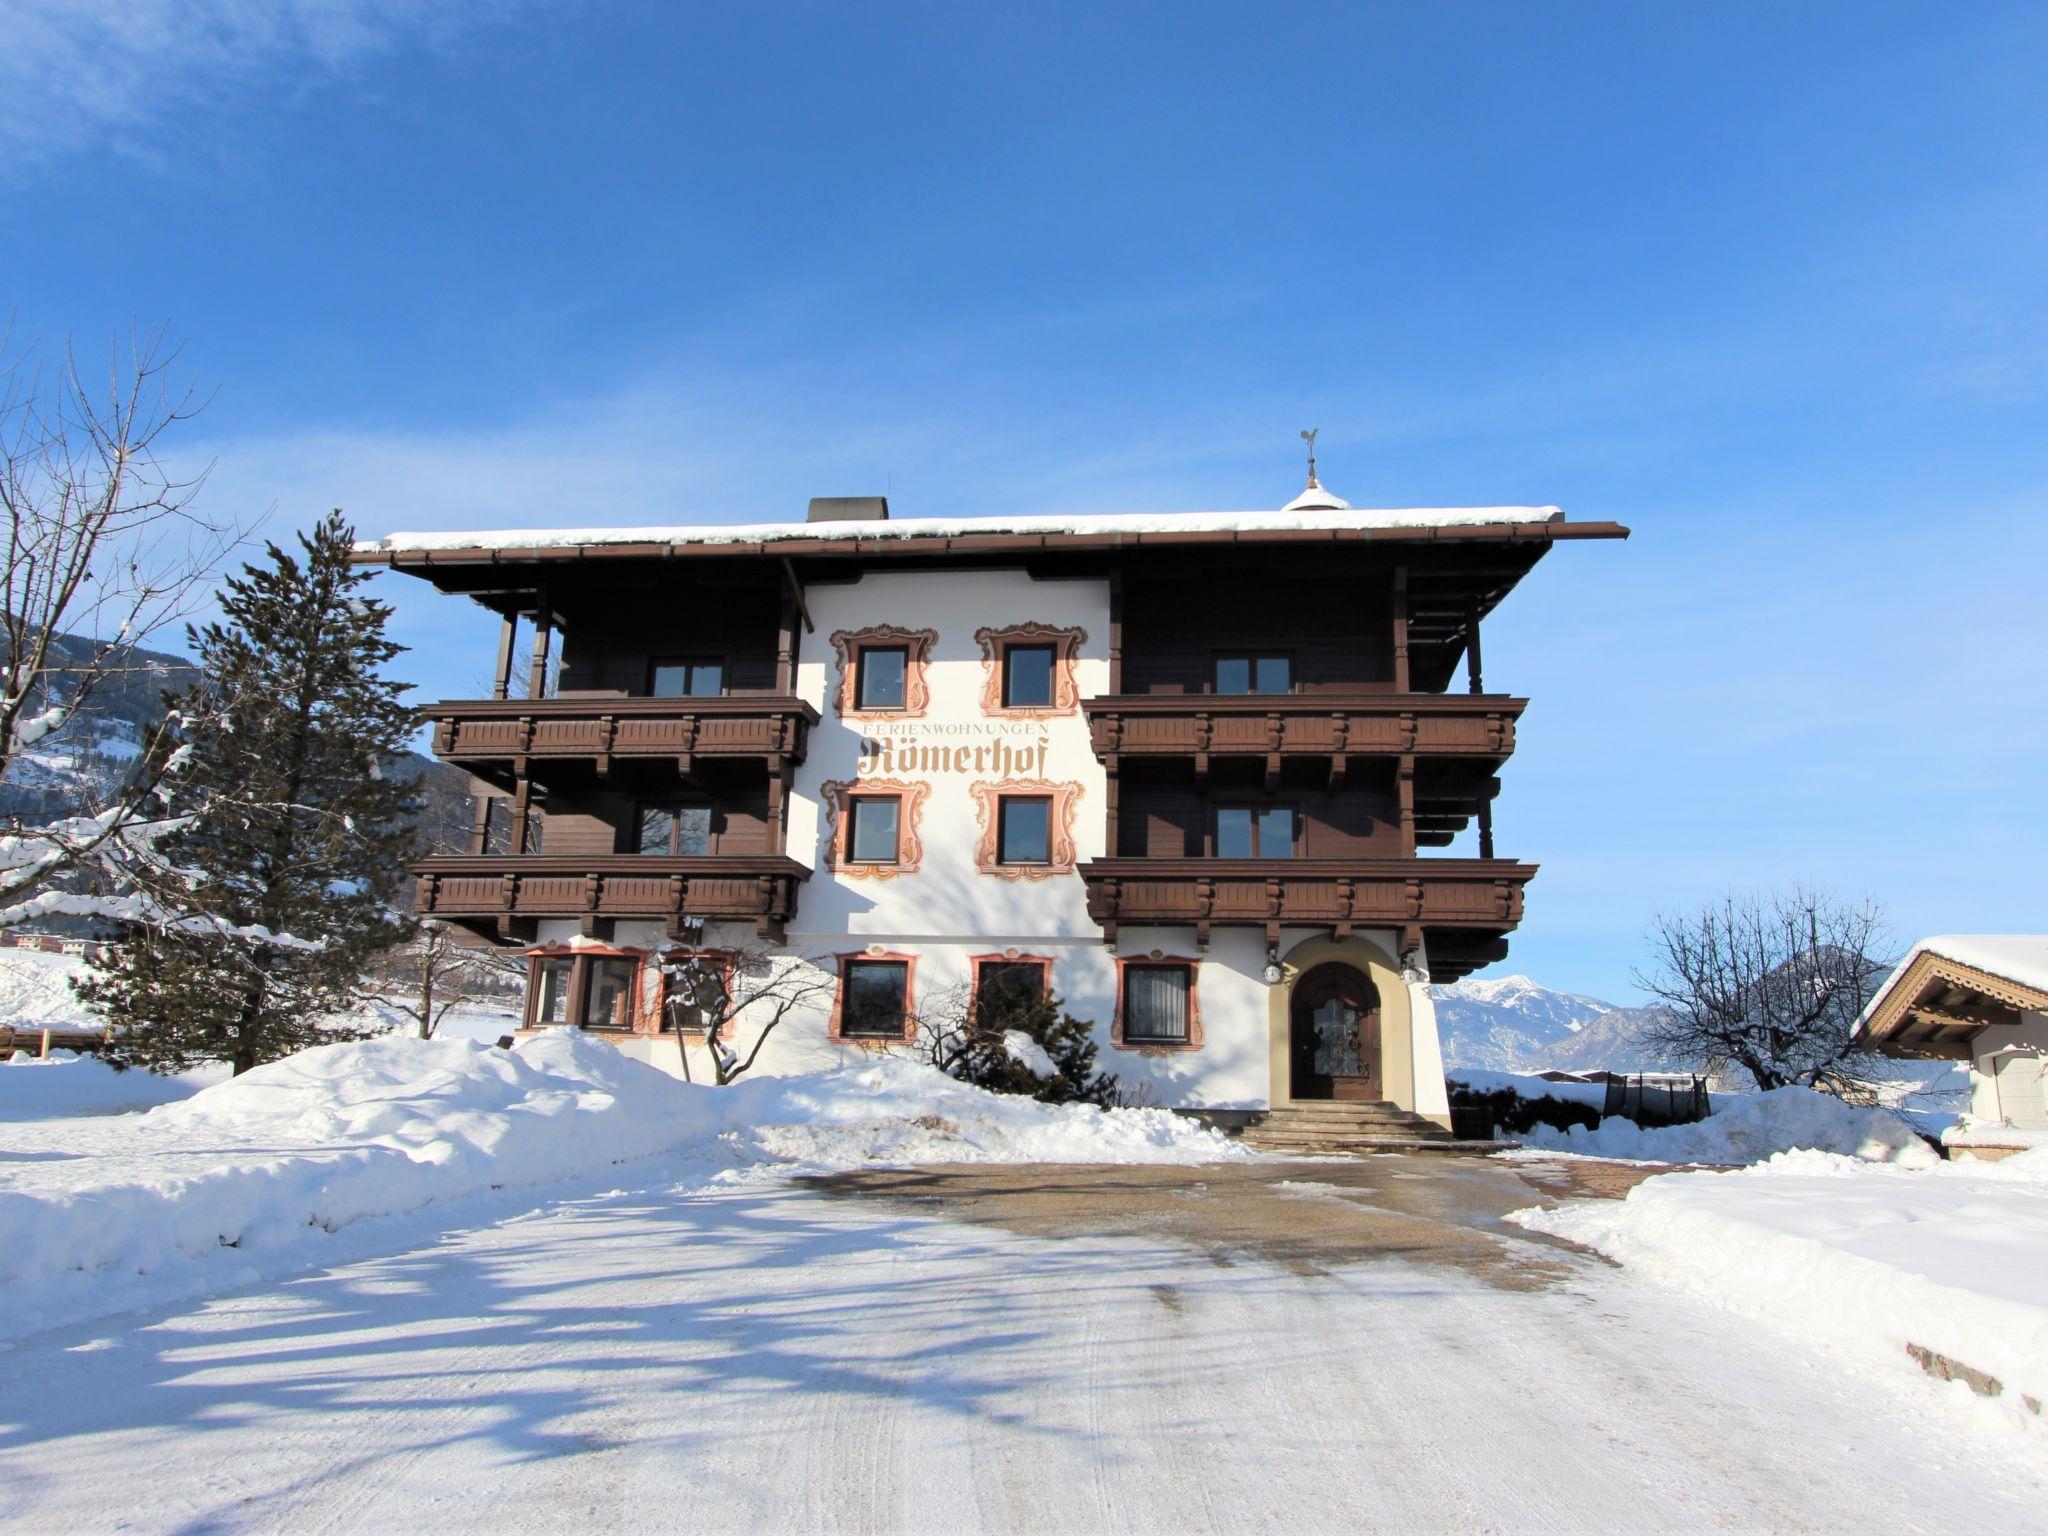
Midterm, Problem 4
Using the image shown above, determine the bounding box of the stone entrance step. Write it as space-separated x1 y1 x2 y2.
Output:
1242 1100 1512 1156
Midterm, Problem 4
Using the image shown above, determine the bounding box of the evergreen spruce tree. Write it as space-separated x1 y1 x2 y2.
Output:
76 512 422 1074
950 991 1121 1107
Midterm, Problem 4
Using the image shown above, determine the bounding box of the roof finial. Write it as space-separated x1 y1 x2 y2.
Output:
1300 427 1321 489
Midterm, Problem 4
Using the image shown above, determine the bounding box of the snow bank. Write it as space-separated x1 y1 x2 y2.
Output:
700 1057 1243 1166
0 1052 208 1120
1513 1149 2048 1410
1518 1086 1938 1166
0 1035 1241 1342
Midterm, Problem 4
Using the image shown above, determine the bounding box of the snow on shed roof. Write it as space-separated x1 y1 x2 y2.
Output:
1902 935 2048 997
353 503 1573 558
1858 934 2048 1044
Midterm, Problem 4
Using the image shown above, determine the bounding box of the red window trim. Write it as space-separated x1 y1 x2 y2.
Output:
523 944 655 1034
820 779 929 879
974 621 1088 718
829 625 938 721
968 779 1084 880
968 951 1055 1013
831 950 919 1047
1110 954 1204 1053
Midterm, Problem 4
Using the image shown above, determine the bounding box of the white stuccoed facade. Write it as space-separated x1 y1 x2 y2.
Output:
531 564 1451 1121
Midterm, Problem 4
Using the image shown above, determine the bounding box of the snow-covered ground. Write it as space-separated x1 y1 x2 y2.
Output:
1515 1148 2048 1418
0 1051 224 1119
0 1159 2042 1532
0 1034 1242 1344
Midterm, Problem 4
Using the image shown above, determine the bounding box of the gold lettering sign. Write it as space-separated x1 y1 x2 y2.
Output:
855 722 1052 780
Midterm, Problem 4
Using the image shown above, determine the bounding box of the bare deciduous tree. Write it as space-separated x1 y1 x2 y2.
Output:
1634 887 1891 1092
0 323 245 928
656 943 837 1085
370 920 526 1040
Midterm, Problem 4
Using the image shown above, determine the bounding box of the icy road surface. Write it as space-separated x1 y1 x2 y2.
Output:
0 1163 2041 1535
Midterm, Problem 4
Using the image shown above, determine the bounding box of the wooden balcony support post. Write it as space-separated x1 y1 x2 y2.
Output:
1103 755 1120 854
526 587 553 700
1478 773 1498 860
1392 564 1411 694
469 796 492 856
1397 754 1416 857
1465 598 1485 695
509 777 533 856
775 571 802 693
768 756 793 854
492 611 518 701
1107 567 1124 695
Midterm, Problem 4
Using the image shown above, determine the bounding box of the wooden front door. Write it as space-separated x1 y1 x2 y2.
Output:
1289 963 1381 1101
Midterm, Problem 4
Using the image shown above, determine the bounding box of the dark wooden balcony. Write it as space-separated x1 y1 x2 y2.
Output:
426 695 818 782
1078 856 1536 974
414 853 810 944
1085 693 1525 768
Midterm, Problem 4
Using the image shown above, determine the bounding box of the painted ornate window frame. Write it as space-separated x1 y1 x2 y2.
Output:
975 621 1087 718
969 779 1084 881
523 943 658 1033
831 948 919 1046
969 951 1056 1012
1110 953 1204 1053
820 777 930 879
830 625 938 721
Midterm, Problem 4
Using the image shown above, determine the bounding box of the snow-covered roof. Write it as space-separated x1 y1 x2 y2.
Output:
353 503 1577 560
1858 934 2048 1047
1900 936 2048 998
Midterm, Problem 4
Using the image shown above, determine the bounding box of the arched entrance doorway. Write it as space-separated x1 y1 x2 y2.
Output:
1289 963 1381 1101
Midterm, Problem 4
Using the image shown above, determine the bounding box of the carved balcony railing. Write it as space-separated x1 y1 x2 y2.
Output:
1078 856 1536 954
413 853 810 943
1084 693 1525 766
426 696 818 777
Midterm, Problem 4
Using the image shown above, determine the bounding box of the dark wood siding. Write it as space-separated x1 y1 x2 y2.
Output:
1116 761 1400 857
1120 554 1395 696
555 576 784 697
537 784 773 856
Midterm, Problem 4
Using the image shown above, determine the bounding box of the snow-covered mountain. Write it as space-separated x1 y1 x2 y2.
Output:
1429 973 1678 1073
0 633 473 845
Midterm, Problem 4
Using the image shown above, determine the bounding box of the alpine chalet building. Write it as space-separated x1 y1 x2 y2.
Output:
354 476 1625 1132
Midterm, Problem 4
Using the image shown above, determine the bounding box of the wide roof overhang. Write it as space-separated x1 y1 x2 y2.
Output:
348 505 1628 571
1857 939 2048 1059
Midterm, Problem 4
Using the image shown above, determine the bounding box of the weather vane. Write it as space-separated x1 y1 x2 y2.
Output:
1300 427 1320 489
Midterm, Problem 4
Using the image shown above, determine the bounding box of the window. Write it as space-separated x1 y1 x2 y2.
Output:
649 658 724 697
974 960 1046 1026
659 954 731 1034
855 646 909 712
846 796 901 864
997 796 1052 864
635 804 712 856
583 957 640 1030
1215 654 1292 694
530 953 644 1032
533 957 573 1024
1002 644 1056 708
1123 965 1191 1043
1216 805 1296 859
840 960 909 1039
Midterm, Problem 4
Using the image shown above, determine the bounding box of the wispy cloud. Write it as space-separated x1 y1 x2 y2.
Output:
0 0 534 179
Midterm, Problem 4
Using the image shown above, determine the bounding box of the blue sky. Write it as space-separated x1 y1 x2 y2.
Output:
4 1 2044 1000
